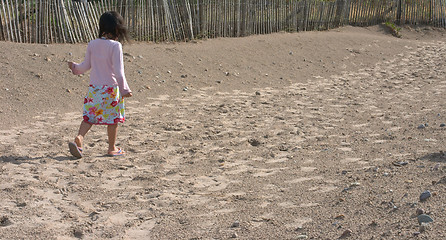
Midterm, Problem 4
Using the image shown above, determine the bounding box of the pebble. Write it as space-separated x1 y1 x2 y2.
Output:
393 161 408 166
339 229 352 238
89 211 99 221
0 216 12 226
419 190 431 201
350 182 360 187
231 233 238 238
279 145 289 151
417 214 433 224
416 208 424 216
73 229 83 238
231 221 240 228
296 235 308 239
417 124 426 129
248 138 261 146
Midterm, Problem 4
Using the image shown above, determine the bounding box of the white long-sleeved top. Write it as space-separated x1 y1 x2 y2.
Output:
72 38 132 96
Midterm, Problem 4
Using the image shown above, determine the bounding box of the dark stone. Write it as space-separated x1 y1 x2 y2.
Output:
420 190 431 201
417 214 434 224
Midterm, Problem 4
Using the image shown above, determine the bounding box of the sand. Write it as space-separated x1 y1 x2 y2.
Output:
1 25 446 239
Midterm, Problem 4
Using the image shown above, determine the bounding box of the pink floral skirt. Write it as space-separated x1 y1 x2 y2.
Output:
83 85 125 125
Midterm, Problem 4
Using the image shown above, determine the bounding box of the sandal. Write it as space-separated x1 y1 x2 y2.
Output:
68 142 83 159
107 148 125 157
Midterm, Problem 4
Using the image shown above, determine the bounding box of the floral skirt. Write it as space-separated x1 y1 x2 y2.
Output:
83 85 125 125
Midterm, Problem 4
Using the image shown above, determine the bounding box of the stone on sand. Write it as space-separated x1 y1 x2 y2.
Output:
419 190 431 201
417 214 433 225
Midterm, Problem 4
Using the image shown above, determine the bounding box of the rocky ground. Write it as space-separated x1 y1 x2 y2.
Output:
0 25 446 239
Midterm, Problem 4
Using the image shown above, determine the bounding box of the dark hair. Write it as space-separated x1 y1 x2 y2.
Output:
98 11 130 43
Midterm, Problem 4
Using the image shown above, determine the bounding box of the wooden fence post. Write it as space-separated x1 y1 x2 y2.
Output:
334 0 346 27
396 0 402 24
303 0 309 31
440 0 443 27
240 0 246 36
184 0 194 39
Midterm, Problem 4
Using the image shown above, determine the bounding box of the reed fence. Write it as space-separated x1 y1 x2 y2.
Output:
0 0 445 44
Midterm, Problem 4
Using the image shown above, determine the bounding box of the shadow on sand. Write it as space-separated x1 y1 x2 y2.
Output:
0 154 75 164
418 152 446 163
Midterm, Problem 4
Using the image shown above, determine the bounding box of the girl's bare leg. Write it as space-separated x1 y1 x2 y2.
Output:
75 121 92 149
107 124 120 154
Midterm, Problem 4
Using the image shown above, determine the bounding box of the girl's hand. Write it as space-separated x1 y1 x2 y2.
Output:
122 92 133 98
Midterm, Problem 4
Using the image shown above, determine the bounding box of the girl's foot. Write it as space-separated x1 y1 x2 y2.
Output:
107 148 125 156
74 136 83 149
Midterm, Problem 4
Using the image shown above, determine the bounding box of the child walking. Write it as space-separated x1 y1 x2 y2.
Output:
68 11 132 158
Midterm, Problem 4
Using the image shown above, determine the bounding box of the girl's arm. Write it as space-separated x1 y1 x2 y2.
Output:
68 44 92 75
112 42 132 96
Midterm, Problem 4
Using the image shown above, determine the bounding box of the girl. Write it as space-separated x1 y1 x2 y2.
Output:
68 11 132 158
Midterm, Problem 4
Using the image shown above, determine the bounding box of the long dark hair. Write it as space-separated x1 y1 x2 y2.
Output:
98 11 130 43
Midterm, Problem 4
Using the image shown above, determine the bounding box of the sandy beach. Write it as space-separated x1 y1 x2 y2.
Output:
1 25 446 239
